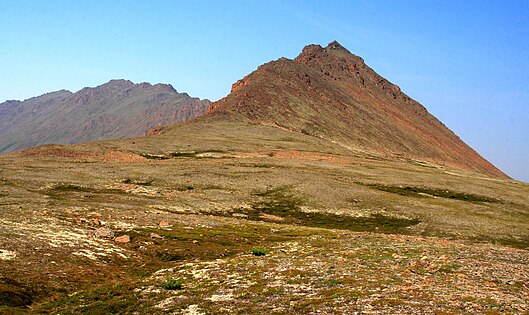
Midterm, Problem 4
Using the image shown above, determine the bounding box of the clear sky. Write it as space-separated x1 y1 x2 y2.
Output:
1 1 528 182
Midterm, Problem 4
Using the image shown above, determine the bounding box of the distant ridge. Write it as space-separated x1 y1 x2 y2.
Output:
209 41 508 178
0 79 211 154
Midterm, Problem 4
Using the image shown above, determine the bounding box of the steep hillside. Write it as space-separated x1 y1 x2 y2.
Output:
210 41 507 178
0 80 210 153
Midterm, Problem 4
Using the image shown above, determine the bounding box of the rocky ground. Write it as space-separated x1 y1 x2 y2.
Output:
1 120 528 314
1 208 528 314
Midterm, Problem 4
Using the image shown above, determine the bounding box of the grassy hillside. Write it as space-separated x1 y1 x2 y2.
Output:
1 118 527 314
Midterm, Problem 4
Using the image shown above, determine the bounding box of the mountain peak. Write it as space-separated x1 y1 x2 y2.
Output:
76 79 133 95
295 40 359 67
209 42 508 179
153 83 178 94
297 40 349 56
326 40 348 51
107 79 134 85
90 80 179 95
297 44 323 60
102 79 135 89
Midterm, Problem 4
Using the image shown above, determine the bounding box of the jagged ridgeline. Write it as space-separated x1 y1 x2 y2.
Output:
0 80 211 154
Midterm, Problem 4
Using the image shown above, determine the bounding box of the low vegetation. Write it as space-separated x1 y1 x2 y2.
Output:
0 123 527 314
251 247 268 256
366 183 502 203
161 278 183 290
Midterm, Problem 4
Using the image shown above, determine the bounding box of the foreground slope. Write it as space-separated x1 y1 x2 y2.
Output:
1 117 528 314
0 79 210 154
0 43 527 313
210 41 507 178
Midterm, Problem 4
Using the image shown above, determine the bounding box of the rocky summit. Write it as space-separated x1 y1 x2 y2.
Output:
210 41 506 179
0 42 527 314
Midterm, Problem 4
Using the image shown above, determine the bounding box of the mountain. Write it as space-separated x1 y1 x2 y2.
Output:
1 42 527 314
0 79 210 154
209 41 507 178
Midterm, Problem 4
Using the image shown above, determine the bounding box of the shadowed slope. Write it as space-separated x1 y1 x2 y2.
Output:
209 41 507 178
0 80 210 154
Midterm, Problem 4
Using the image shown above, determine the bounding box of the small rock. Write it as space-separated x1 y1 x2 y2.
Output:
485 281 497 287
0 249 16 260
184 304 204 315
150 233 163 239
232 213 249 218
259 213 284 222
209 294 233 302
159 221 170 227
92 218 101 226
427 262 437 270
94 227 114 238
115 235 130 243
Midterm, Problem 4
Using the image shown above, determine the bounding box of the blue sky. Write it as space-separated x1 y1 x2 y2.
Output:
1 1 528 181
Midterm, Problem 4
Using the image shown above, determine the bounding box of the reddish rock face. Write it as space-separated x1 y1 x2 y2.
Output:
209 41 508 179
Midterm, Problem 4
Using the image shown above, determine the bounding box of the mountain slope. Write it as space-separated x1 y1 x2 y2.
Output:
209 41 507 178
0 79 210 154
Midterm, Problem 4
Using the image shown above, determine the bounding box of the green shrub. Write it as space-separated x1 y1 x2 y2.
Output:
251 247 268 256
161 278 183 290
